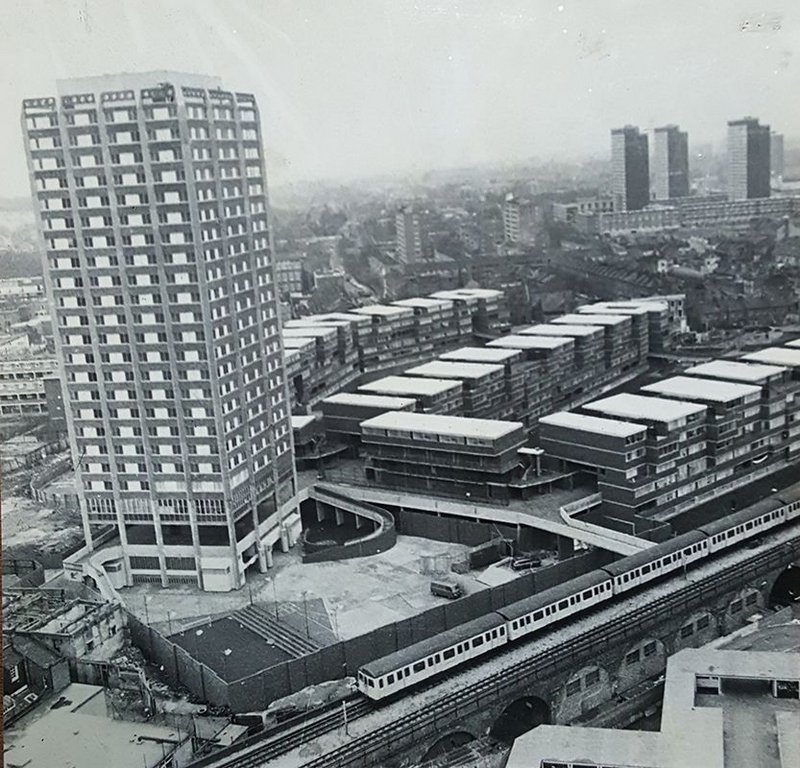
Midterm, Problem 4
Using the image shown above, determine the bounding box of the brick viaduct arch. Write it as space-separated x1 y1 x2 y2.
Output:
395 558 793 767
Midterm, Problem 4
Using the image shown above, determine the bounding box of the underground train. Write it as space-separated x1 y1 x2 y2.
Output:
357 482 800 701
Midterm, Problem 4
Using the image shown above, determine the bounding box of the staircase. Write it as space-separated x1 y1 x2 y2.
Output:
233 604 320 658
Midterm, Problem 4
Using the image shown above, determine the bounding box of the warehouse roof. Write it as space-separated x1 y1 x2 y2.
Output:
321 393 417 410
359 375 462 397
539 411 647 438
405 360 504 380
520 323 604 338
439 346 522 363
584 392 706 422
684 359 786 383
642 375 762 403
360 410 524 440
742 347 800 368
487 335 573 350
552 313 630 326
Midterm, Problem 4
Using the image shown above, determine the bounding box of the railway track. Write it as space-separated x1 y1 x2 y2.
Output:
190 697 374 768
300 529 800 768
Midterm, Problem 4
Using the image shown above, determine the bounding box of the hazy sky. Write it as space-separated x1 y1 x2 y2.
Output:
1 0 799 196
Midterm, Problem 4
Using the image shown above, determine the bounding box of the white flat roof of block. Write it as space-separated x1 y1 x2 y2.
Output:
405 360 504 379
642 375 762 403
291 415 317 429
439 346 522 363
321 392 417 409
282 326 337 340
430 288 503 300
520 323 604 338
579 304 651 316
552 313 630 326
361 410 523 439
584 392 706 422
391 297 454 309
684 359 787 382
540 411 646 438
741 347 800 367
285 317 352 329
487 335 573 350
359 375 463 397
281 337 316 349
351 304 414 317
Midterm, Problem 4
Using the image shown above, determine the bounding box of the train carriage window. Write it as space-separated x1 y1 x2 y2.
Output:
379 679 384 688
697 615 710 630
570 596 577 605
499 627 505 635
427 658 435 667
435 653 441 662
745 522 754 530
368 679 375 687
413 661 425 673
473 636 484 648
443 648 455 660
727 530 735 538
642 565 651 574
625 650 640 665
534 610 544 621
680 624 693 638
745 593 758 606
643 641 657 657
731 599 743 614
387 674 394 684
558 599 569 610
566 679 581 696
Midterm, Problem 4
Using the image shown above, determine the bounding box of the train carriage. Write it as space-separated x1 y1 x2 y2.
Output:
358 612 507 701
602 530 707 595
698 495 785 553
496 570 612 642
775 481 800 523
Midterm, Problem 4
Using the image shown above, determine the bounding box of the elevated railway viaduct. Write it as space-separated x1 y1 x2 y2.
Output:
295 530 800 768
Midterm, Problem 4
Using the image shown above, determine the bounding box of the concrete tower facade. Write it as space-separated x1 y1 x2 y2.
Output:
653 125 689 200
611 126 650 211
727 117 771 200
22 72 300 592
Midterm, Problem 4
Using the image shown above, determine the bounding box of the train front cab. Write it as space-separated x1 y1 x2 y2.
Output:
358 623 507 701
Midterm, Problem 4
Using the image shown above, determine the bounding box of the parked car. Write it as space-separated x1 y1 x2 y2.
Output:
430 580 462 599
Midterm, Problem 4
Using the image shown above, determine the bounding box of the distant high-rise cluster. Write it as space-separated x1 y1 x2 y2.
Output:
611 116 775 208
727 117 771 200
653 125 689 200
610 126 650 211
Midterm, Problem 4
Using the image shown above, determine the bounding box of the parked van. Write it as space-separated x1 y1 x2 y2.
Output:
430 580 462 599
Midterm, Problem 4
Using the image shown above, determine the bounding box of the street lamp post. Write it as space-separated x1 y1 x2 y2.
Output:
222 648 232 681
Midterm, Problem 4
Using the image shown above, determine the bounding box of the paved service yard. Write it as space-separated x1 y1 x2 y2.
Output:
122 535 487 640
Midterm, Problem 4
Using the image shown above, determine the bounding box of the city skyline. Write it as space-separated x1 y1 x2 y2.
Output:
1 0 799 197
